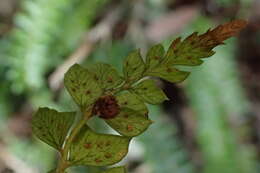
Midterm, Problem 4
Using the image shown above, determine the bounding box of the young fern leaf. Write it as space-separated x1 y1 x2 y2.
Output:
131 79 169 104
105 108 152 137
163 19 247 66
145 44 165 69
145 66 190 83
116 92 148 115
32 108 75 150
64 64 103 110
101 91 151 137
89 63 124 90
101 166 127 173
69 125 131 166
123 49 145 83
145 19 247 83
31 19 247 173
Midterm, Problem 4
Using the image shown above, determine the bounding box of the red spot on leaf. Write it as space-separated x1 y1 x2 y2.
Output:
95 158 102 163
127 125 133 131
84 143 92 149
105 153 112 158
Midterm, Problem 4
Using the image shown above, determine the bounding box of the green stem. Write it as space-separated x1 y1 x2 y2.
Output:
56 109 92 173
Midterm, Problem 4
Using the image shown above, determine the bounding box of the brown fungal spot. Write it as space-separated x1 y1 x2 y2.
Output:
154 56 160 60
124 114 129 118
58 124 64 129
84 143 92 149
187 56 192 60
127 125 133 131
105 141 111 146
93 95 120 119
72 88 76 92
94 75 99 81
95 158 102 163
97 142 104 149
71 80 75 83
190 40 196 45
86 90 91 95
143 87 148 90
123 101 128 105
105 153 112 158
166 68 172 73
107 76 113 83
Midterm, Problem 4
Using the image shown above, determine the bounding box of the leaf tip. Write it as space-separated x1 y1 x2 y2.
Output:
232 19 248 29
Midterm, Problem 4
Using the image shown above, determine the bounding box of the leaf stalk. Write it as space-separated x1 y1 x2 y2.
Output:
56 109 92 173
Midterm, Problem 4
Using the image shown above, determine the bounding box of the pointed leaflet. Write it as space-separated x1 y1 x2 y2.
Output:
145 20 246 83
101 166 127 173
32 108 75 150
146 65 190 83
116 91 148 115
89 63 123 90
106 108 152 137
131 79 168 104
145 44 165 69
64 64 103 109
105 92 151 137
123 49 145 83
69 126 131 166
162 20 247 66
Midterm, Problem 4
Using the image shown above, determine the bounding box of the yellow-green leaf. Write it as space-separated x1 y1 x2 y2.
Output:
101 166 126 173
89 63 123 90
106 108 152 137
145 20 246 83
146 65 190 83
64 64 103 109
70 126 131 166
116 91 148 115
132 79 168 104
146 44 165 69
163 20 247 66
123 49 145 83
32 108 75 150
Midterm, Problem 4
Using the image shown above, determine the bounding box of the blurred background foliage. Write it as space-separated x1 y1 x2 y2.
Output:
0 0 259 173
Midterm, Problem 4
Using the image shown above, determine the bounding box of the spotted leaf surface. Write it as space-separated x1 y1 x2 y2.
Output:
132 79 168 104
145 44 165 69
163 20 247 66
32 108 75 150
123 49 145 83
64 64 103 109
101 166 126 173
106 108 152 137
116 91 148 115
89 63 123 90
146 65 190 83
70 126 131 166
